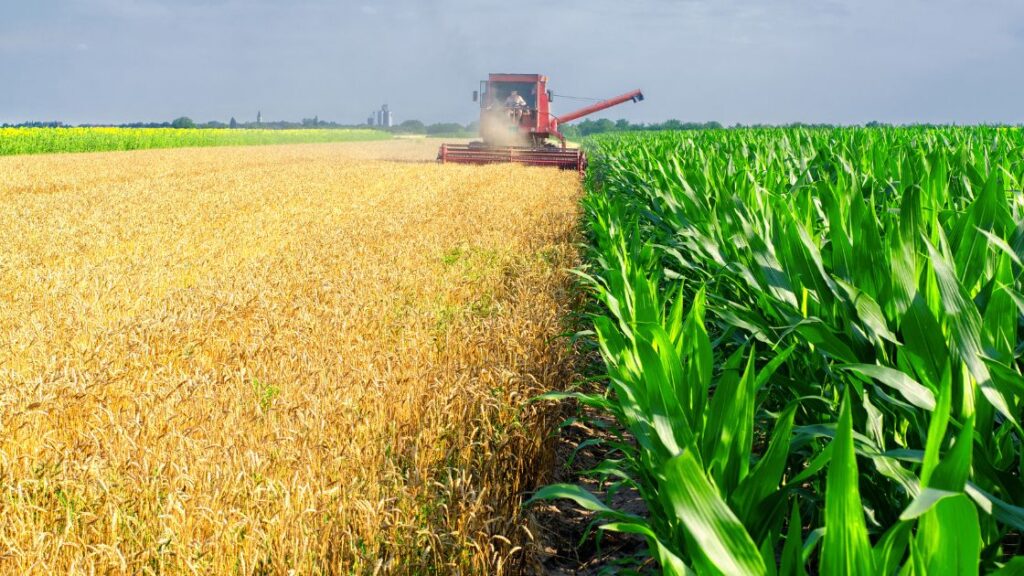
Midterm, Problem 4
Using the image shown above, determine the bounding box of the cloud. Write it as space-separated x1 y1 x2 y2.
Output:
3 0 1024 125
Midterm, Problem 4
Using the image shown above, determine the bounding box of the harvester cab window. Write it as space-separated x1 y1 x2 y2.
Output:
492 83 537 110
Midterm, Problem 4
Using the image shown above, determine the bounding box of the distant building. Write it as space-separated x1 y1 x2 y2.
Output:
370 104 392 128
256 110 262 125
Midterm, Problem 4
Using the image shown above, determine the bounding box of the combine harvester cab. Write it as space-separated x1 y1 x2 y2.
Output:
438 73 643 175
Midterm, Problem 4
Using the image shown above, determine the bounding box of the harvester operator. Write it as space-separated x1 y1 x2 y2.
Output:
504 90 528 122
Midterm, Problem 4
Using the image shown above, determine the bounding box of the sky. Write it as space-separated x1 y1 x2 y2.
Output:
2 0 1023 126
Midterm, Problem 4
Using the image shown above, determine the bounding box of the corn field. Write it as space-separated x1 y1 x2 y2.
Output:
0 127 388 156
532 127 1024 574
0 143 581 574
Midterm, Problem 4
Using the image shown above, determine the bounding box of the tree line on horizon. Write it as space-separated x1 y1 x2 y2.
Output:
2 117 479 137
3 117 371 131
6 117 1015 136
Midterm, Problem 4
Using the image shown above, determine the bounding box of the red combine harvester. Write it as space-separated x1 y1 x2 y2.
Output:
437 73 643 174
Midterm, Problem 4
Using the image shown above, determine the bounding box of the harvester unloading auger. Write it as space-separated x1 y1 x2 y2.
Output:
437 73 643 174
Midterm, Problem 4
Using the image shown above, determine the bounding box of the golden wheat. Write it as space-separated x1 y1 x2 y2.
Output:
0 142 581 574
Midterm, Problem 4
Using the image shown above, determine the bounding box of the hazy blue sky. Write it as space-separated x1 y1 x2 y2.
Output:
2 0 1023 125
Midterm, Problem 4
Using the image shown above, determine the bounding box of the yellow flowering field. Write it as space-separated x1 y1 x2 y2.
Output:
0 143 581 574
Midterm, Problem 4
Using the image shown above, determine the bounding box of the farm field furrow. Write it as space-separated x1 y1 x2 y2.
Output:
0 143 581 574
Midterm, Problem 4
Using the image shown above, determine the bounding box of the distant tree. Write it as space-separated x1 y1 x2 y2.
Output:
560 117 729 137
577 118 614 136
426 122 466 135
171 116 195 129
396 119 425 133
10 121 66 128
229 117 238 129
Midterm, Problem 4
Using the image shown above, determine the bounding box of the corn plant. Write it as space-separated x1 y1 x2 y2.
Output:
532 127 1024 574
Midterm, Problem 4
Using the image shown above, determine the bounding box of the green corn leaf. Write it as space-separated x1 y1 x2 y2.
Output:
924 235 1014 424
634 329 687 457
600 522 693 576
532 391 614 412
722 347 759 494
976 227 1023 267
900 294 949 391
920 361 952 486
990 556 1024 575
780 212 839 309
665 281 688 347
787 441 833 486
929 413 974 492
680 287 714 425
899 487 960 520
820 389 874 576
754 344 796 392
849 191 886 299
592 314 630 371
964 482 1024 532
984 357 1024 396
801 527 825 566
794 320 859 363
703 346 751 493
779 500 806 576
661 449 767 576
981 253 1016 364
762 539 778 576
859 393 921 498
732 404 797 524
890 183 922 315
525 484 641 523
912 493 981 576
834 278 900 346
907 409 979 574
748 227 799 309
873 521 911 576
952 171 1008 291
841 364 936 411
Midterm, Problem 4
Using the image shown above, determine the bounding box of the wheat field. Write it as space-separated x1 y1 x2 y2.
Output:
0 142 581 574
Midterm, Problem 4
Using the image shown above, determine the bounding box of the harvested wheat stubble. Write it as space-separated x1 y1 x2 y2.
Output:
0 143 581 574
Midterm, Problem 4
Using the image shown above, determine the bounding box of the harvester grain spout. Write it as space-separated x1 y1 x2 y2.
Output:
556 90 645 124
438 73 644 174
547 89 645 150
